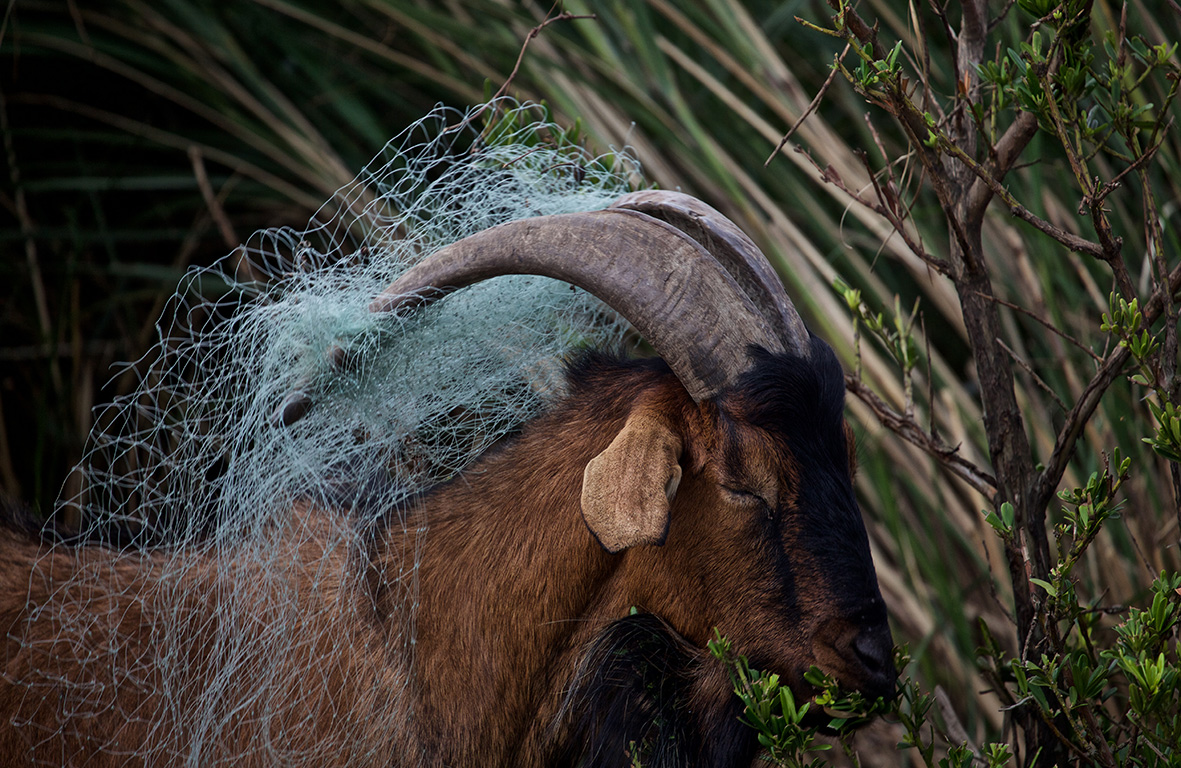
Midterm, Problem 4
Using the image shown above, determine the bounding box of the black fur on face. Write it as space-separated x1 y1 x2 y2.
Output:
555 612 756 768
733 338 850 480
730 338 880 616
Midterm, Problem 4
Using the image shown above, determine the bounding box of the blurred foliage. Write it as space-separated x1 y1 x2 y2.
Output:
3 0 1181 765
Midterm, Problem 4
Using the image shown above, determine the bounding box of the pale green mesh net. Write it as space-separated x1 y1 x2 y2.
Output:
23 101 641 765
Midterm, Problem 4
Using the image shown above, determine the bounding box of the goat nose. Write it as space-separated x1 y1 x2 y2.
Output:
853 627 891 670
852 625 897 701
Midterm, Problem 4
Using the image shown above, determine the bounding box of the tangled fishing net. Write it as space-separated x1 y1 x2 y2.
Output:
21 101 640 765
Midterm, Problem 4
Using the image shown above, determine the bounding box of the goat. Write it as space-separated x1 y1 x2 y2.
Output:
0 191 895 767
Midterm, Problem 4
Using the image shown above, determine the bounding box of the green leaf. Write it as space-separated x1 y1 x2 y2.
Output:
1030 578 1058 597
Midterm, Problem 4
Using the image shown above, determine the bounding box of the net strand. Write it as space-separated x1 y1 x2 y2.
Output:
18 100 640 766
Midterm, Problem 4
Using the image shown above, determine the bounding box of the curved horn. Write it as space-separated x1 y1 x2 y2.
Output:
370 208 783 403
609 190 810 357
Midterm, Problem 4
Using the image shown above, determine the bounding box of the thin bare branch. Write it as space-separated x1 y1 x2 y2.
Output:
764 46 847 167
997 338 1067 411
925 0 957 102
845 374 998 500
981 293 1102 361
1093 127 1170 207
450 8 595 137
795 145 953 277
988 0 1020 31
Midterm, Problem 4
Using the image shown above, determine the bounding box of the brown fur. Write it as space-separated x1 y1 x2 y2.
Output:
0 512 409 765
0 352 891 767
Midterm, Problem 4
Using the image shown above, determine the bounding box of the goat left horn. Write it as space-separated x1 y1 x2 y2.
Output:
370 208 783 403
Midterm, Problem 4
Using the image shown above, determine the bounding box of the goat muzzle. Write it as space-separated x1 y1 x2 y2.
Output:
811 617 898 702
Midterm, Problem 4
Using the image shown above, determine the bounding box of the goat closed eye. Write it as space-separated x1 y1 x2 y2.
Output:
722 486 772 516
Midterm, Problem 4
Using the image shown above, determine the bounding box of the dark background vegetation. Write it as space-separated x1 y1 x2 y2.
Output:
3 1 1180 765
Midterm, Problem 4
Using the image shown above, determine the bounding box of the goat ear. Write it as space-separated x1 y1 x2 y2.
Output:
581 411 683 553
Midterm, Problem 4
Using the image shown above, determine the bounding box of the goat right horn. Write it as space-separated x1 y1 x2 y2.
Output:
609 190 811 358
369 208 784 403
